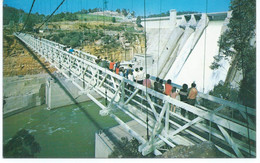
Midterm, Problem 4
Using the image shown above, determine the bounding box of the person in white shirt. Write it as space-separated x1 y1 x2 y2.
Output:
128 70 134 82
133 68 139 82
137 67 145 84
127 70 134 92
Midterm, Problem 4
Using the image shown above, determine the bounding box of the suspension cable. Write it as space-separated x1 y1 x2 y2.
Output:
203 0 208 94
102 0 108 106
143 0 149 140
36 0 65 31
19 0 36 33
157 0 162 76
202 0 211 141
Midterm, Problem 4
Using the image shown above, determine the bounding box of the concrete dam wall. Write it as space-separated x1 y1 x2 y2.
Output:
143 10 231 93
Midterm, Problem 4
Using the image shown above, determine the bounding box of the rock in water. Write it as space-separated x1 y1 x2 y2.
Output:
160 141 227 158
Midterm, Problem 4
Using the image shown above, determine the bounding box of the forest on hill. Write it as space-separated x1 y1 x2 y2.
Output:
3 5 145 62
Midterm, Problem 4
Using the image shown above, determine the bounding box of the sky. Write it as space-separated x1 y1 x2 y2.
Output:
3 0 231 16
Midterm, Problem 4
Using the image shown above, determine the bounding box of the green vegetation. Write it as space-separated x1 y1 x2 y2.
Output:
3 5 46 25
121 9 128 17
112 17 116 23
200 81 239 110
3 5 123 33
44 28 121 50
97 24 124 31
76 14 122 22
147 11 170 18
3 5 144 61
3 129 41 158
211 0 256 108
50 12 78 22
136 16 142 27
147 11 198 18
3 5 45 32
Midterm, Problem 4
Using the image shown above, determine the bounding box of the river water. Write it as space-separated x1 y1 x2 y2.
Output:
3 99 132 158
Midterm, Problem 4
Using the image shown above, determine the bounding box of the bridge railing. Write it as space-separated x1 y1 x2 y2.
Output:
15 33 256 158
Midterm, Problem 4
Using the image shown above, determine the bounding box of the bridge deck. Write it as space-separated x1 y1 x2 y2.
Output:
15 33 256 158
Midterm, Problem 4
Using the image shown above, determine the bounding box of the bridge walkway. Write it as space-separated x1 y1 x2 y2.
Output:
15 33 256 158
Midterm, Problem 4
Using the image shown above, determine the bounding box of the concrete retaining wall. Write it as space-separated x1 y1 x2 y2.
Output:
3 72 101 116
95 120 147 158
95 132 114 158
3 74 48 117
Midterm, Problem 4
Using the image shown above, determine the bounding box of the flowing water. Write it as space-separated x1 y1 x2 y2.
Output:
3 99 132 158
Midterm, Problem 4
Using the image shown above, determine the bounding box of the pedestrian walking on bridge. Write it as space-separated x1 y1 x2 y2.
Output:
187 82 198 120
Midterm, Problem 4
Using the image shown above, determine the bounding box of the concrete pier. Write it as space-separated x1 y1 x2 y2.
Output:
95 120 147 158
46 72 101 110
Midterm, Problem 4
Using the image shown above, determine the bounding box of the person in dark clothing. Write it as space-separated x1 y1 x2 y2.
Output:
156 79 164 106
187 82 198 120
101 57 109 69
124 64 133 79
152 77 160 103
179 83 188 117
95 56 101 65
154 77 160 92
158 79 164 94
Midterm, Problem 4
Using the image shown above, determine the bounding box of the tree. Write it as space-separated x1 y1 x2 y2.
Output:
25 18 35 32
3 129 41 158
116 9 121 13
112 17 116 23
131 11 135 17
211 0 256 108
122 8 128 17
136 16 142 27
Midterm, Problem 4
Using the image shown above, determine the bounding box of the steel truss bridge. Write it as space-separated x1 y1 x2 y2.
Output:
15 33 256 158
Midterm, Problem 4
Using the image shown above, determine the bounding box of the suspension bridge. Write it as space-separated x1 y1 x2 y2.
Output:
15 32 256 158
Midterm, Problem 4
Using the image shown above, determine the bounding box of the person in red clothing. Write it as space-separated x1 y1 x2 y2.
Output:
164 79 173 96
143 74 151 88
115 65 120 74
109 60 115 72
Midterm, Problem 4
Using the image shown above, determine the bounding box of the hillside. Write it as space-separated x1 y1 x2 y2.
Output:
3 5 145 76
38 20 145 61
3 34 56 76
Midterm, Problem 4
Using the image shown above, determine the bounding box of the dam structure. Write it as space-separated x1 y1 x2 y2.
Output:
140 10 231 93
15 25 255 158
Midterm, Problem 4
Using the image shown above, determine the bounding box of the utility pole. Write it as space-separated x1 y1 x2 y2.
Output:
104 0 108 11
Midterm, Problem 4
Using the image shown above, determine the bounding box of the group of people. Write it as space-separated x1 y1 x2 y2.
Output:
95 56 198 119
152 78 198 119
95 56 146 82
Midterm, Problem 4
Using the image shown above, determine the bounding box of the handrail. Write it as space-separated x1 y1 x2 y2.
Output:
15 32 256 158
